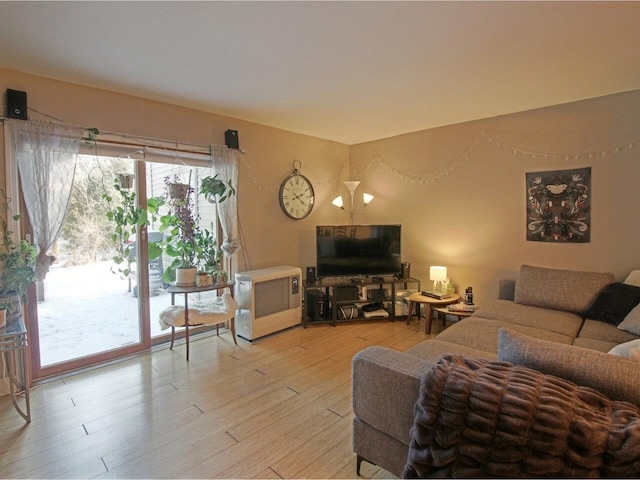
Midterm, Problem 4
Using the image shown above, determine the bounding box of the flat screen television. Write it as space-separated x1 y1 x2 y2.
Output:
316 224 401 278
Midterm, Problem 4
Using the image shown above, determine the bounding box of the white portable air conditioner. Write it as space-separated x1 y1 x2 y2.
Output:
235 266 302 341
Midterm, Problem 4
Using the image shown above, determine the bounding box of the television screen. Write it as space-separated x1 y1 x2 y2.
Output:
316 225 401 278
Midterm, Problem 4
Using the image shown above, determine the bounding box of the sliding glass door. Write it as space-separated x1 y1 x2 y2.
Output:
33 155 149 376
29 154 220 378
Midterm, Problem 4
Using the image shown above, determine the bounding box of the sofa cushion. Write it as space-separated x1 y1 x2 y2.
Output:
403 354 640 479
577 318 640 345
406 339 496 363
583 282 640 326
497 328 640 405
435 316 574 355
618 303 640 335
474 299 584 338
514 264 613 314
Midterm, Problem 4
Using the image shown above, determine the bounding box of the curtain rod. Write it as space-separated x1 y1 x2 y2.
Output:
85 136 215 157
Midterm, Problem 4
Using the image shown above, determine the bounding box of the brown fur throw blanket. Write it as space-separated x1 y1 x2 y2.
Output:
402 354 640 478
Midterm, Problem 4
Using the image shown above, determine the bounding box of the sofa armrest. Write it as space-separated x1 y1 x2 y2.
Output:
498 277 516 300
352 346 433 445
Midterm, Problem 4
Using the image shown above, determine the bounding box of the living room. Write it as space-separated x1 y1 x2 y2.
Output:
1 2 640 478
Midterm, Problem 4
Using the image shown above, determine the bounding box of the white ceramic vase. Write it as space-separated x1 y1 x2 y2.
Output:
175 267 197 287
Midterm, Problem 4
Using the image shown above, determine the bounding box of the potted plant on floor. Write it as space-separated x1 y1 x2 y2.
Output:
0 191 36 325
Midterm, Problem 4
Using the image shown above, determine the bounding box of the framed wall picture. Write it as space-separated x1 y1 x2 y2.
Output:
526 167 591 243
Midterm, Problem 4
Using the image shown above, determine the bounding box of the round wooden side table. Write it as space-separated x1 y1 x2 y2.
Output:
406 292 460 334
431 305 475 330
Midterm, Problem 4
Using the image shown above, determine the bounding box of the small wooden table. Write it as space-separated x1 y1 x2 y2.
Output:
0 316 30 423
167 281 236 361
431 305 475 329
406 292 460 334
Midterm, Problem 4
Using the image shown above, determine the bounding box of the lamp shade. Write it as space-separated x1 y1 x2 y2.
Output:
362 193 374 205
429 266 447 282
332 196 344 208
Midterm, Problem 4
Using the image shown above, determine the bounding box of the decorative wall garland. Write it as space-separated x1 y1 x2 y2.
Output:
481 132 639 161
352 140 481 185
349 132 639 186
239 154 341 192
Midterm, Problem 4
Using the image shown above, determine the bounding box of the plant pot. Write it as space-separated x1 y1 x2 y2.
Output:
175 267 197 287
216 271 228 285
168 182 190 200
0 292 21 323
118 173 134 189
196 273 212 287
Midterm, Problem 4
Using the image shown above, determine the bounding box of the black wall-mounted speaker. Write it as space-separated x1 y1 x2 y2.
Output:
225 129 239 150
306 266 316 283
401 262 410 280
6 89 27 120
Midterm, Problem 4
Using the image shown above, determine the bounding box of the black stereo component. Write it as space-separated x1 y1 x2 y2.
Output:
401 262 410 280
306 266 316 283
305 288 328 321
6 89 27 120
225 129 239 150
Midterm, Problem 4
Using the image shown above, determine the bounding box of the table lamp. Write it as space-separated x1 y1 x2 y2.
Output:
430 266 447 293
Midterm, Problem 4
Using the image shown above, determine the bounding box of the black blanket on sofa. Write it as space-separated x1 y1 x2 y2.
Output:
402 354 640 478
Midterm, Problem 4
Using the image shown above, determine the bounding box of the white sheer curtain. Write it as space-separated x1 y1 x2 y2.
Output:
7 120 83 285
211 145 240 257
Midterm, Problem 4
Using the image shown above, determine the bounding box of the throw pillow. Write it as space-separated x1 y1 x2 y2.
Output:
609 339 640 360
624 270 640 287
497 328 640 405
583 282 640 326
618 302 640 335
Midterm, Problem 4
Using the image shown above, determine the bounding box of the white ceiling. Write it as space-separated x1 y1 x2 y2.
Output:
1 1 640 145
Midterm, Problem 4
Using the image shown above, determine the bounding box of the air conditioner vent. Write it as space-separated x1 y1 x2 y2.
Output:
255 277 289 318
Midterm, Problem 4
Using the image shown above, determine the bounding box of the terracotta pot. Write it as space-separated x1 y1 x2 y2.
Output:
196 273 212 287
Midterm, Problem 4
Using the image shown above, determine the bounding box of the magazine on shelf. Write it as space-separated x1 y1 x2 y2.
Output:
447 303 479 312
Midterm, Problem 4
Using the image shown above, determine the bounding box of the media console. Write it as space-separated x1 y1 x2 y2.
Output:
302 275 421 327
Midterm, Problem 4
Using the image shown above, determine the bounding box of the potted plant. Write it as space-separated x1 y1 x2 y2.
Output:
151 177 200 286
0 191 37 324
200 174 235 203
195 226 223 284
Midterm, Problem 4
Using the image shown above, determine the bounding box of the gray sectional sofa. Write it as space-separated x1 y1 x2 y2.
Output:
352 265 640 477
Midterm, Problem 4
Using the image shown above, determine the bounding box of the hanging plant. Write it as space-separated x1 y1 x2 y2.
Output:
103 177 150 279
200 174 235 203
147 176 200 285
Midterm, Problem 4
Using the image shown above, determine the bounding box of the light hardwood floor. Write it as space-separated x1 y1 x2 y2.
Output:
0 317 441 479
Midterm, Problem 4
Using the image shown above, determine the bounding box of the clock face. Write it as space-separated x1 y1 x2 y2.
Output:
279 174 315 219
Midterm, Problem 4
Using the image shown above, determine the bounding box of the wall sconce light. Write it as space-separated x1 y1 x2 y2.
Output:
332 181 374 224
429 266 448 293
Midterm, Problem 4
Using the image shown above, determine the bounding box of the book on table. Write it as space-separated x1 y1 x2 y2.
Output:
421 290 451 300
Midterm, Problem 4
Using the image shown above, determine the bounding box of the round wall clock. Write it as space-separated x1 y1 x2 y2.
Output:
279 161 315 220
